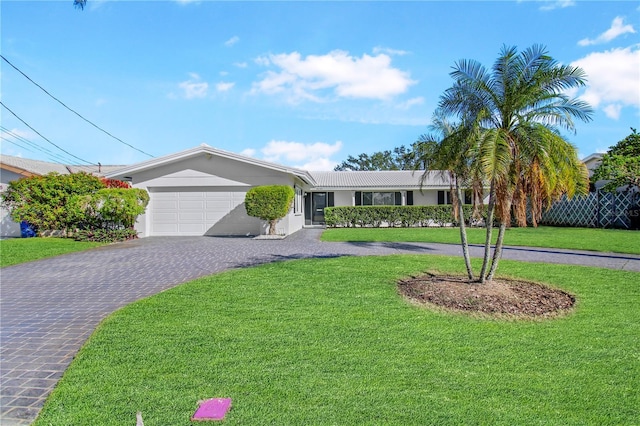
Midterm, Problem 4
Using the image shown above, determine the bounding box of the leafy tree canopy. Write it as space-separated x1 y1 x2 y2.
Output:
333 141 435 171
245 185 295 235
1 172 105 234
592 128 640 192
436 44 592 282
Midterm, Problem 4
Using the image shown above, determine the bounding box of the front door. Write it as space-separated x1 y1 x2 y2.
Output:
312 192 327 224
305 192 328 225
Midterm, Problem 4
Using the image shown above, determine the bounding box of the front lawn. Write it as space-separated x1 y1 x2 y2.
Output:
35 255 639 425
322 226 640 255
0 238 105 268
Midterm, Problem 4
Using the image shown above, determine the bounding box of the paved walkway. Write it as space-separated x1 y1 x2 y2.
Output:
1 229 639 424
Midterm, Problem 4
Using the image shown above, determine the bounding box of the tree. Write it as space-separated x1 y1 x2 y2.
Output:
438 44 592 283
592 128 640 193
73 0 86 10
1 172 105 235
71 188 149 230
421 112 482 280
333 141 433 171
244 185 295 235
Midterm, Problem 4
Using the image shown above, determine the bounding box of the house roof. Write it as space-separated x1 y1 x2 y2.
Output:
0 154 123 177
308 170 451 190
105 144 316 184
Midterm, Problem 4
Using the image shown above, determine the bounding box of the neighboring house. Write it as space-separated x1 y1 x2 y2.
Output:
106 144 465 237
582 153 603 178
0 155 124 237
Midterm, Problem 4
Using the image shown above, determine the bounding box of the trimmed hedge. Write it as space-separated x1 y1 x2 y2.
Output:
245 185 295 234
324 205 486 228
73 228 138 242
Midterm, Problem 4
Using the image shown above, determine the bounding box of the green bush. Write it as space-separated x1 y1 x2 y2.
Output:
69 188 149 230
1 172 106 235
245 185 295 234
324 205 486 228
72 228 139 242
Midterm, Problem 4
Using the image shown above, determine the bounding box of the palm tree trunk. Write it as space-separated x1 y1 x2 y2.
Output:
479 181 496 283
456 182 474 280
486 220 507 281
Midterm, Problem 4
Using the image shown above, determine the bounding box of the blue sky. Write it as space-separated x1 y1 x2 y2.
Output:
1 0 638 170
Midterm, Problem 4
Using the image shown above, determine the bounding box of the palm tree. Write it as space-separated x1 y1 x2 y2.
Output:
438 44 592 283
421 112 483 280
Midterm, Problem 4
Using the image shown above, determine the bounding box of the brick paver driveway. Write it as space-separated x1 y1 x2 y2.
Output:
2 229 639 425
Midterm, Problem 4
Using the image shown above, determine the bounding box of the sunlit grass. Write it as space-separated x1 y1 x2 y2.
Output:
35 255 639 425
321 226 640 254
0 238 105 267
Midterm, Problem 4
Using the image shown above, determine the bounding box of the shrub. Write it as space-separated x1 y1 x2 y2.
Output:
245 185 295 235
73 228 138 242
1 172 105 235
101 178 132 189
70 188 149 230
324 205 486 228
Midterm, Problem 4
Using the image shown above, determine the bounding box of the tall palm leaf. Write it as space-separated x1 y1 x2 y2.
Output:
421 112 479 279
438 44 592 283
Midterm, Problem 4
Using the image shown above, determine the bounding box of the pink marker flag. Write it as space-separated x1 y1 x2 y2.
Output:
191 398 232 422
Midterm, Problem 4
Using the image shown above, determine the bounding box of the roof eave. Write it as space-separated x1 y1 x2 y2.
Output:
106 145 316 184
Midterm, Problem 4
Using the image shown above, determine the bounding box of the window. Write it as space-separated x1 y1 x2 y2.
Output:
438 190 473 205
355 191 403 206
437 190 452 205
294 186 304 214
464 190 472 205
406 191 414 206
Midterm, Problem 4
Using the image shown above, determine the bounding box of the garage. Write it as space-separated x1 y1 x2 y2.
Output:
106 145 312 237
149 189 258 236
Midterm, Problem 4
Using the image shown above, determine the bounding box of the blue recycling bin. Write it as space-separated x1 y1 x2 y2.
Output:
20 221 36 238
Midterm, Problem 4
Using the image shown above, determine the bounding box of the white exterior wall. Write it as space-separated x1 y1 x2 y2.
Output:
0 169 23 238
128 155 305 237
333 191 354 206
412 190 439 205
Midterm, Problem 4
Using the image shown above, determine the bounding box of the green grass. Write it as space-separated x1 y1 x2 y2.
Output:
35 255 639 425
321 226 640 254
0 238 105 267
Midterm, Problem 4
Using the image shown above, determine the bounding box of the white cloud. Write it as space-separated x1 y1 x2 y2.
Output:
373 46 409 56
539 0 575 11
297 157 339 171
396 97 424 110
234 62 248 68
178 73 209 99
255 140 343 170
571 45 640 117
1 128 34 140
252 50 416 103
216 82 235 92
602 104 623 120
240 148 256 157
578 17 636 46
225 36 239 47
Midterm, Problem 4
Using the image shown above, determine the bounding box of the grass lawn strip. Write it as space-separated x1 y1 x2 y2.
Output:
0 238 106 268
34 255 639 425
321 226 640 255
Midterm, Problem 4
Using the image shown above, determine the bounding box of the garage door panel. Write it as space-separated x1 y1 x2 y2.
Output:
154 212 178 221
153 200 178 209
179 200 205 209
149 189 254 236
177 223 206 233
179 211 205 221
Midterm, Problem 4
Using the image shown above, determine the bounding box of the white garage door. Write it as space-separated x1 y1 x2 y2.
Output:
149 190 248 236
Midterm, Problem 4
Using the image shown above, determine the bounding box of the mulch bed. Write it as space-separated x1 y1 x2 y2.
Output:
398 273 575 319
